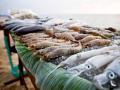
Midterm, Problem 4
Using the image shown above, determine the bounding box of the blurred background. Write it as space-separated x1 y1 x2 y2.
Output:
0 0 120 14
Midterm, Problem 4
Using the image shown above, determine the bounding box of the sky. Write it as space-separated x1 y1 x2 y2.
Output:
0 0 120 14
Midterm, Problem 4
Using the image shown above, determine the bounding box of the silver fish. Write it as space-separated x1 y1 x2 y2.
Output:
68 50 120 80
59 45 119 67
94 57 120 90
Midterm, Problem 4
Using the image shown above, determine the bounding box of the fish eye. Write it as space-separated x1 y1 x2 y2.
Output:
87 65 90 68
108 72 116 79
85 64 91 69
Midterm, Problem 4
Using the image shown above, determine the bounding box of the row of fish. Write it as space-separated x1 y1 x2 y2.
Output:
56 45 120 90
39 18 120 90
20 32 82 60
20 31 112 61
1 17 120 90
17 19 120 89
18 21 116 62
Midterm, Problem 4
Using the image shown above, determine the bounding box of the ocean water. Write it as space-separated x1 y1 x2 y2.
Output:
40 14 120 30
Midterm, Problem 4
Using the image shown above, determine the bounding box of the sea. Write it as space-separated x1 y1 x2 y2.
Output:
40 14 120 30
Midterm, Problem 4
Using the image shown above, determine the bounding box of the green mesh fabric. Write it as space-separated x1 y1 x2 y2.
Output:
15 41 96 90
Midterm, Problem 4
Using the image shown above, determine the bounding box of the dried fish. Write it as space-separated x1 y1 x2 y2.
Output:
38 44 78 55
66 31 80 35
44 43 82 60
68 25 81 32
55 32 76 41
72 34 89 40
21 33 49 39
81 35 102 44
30 41 60 49
30 40 72 49
48 39 67 43
22 38 72 48
45 26 70 36
79 28 110 39
83 39 111 48
21 37 52 44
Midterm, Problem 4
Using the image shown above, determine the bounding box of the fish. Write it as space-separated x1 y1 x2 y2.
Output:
15 25 46 35
55 32 76 41
47 38 67 43
44 43 82 60
21 33 49 38
29 41 60 49
10 24 31 31
83 39 111 48
79 27 111 39
68 25 81 32
30 40 71 49
72 34 89 40
59 45 119 67
21 37 71 47
80 35 102 44
3 23 22 31
3 19 37 30
105 27 117 32
45 26 70 36
38 44 78 55
21 37 52 44
81 25 115 37
94 57 120 90
66 31 80 35
68 50 120 80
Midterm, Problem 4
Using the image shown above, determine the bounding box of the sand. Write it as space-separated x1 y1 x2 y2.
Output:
0 31 34 90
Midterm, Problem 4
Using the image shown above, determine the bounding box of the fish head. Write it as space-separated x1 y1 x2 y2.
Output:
94 72 110 90
107 70 120 89
84 63 96 70
104 58 120 89
68 63 94 75
79 63 99 80
94 70 120 89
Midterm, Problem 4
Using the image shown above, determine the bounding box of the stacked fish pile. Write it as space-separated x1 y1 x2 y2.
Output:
20 29 112 63
1 18 120 90
19 19 116 62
